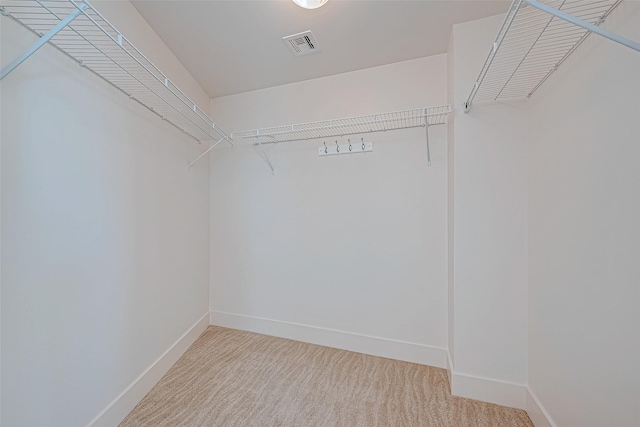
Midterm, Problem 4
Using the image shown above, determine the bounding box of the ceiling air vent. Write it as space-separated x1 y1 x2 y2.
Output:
283 31 319 56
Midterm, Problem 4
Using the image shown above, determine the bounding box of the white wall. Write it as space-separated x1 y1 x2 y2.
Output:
210 56 449 366
527 2 640 426
448 14 529 409
1 1 211 425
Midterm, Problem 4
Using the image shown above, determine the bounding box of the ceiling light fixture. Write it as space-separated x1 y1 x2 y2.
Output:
292 0 328 10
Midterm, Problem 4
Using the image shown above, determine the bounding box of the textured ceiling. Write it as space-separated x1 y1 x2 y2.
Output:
131 0 509 98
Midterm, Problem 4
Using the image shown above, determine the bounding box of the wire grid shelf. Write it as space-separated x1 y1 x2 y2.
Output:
0 0 230 143
231 106 451 145
469 0 622 104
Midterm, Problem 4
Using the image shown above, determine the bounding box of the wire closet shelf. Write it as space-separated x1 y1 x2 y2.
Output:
0 0 231 144
231 106 451 145
464 0 639 111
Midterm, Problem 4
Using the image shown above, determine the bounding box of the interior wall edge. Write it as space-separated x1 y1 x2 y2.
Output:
446 349 454 386
449 368 527 410
526 387 556 427
88 312 210 427
209 310 447 369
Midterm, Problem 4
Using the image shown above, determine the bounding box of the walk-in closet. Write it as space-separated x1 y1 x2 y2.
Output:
1 0 638 426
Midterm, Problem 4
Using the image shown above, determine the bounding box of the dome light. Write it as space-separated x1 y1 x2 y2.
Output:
292 0 328 10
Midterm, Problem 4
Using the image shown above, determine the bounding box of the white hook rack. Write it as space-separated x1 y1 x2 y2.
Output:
0 0 232 165
464 0 640 112
319 139 373 156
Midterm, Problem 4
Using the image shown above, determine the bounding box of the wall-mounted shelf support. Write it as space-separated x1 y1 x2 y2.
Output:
464 0 639 112
256 139 275 174
426 123 431 166
189 137 229 168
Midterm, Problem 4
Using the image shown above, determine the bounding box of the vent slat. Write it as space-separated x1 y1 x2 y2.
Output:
283 30 319 56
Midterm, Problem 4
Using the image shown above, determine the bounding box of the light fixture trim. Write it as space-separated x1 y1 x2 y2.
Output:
292 0 328 10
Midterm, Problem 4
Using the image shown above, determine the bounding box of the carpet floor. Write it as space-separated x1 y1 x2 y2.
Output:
120 326 533 426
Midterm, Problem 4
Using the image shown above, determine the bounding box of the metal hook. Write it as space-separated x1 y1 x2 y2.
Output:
324 141 327 154
361 138 365 150
348 138 352 152
336 140 339 153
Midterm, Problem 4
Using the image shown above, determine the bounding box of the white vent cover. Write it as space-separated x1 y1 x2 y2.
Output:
283 31 319 56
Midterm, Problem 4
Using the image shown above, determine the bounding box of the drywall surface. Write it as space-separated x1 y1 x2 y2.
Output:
210 56 448 360
0 1 211 425
449 14 528 406
527 2 640 426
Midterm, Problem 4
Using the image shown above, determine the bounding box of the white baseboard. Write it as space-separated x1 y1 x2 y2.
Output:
451 370 527 409
446 350 526 410
209 310 447 368
526 387 556 427
88 312 210 427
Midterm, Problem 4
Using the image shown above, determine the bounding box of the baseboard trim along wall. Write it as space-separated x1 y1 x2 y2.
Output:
210 310 447 369
88 312 210 427
446 350 527 410
526 387 556 427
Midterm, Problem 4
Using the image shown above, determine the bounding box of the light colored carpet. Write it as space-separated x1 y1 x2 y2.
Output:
120 326 533 427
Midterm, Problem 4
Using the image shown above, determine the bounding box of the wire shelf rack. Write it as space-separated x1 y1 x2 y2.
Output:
0 0 231 144
231 106 451 145
465 0 631 109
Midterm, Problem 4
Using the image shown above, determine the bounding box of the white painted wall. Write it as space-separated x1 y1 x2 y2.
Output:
448 14 529 409
1 1 211 425
527 2 640 426
209 56 449 366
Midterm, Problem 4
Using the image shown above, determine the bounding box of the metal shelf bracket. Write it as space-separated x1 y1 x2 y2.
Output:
189 136 233 168
256 138 275 174
426 116 432 167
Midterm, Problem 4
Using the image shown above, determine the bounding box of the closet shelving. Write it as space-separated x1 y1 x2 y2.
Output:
232 107 451 144
231 106 451 172
464 0 640 111
0 0 232 155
